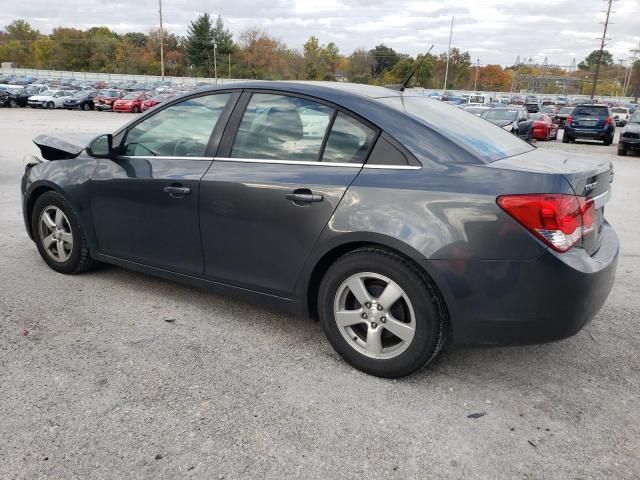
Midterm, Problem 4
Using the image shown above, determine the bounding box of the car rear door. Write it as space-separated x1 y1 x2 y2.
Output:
199 90 378 297
90 91 238 275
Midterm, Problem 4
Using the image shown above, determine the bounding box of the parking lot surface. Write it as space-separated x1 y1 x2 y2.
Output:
1 109 639 479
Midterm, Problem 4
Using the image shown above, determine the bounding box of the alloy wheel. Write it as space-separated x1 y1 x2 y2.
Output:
38 206 73 262
333 272 416 359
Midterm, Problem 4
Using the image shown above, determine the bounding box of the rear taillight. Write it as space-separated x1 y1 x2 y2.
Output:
566 115 572 126
497 194 595 252
605 116 613 125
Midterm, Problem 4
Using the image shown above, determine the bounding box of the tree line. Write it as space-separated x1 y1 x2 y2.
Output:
1 16 638 98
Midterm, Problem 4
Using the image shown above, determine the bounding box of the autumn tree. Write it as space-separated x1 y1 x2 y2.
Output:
369 44 399 77
477 64 512 91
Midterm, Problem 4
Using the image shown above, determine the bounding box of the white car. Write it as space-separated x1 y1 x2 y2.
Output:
28 90 72 109
611 107 630 126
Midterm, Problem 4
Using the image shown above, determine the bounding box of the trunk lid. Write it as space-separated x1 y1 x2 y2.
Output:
489 148 613 256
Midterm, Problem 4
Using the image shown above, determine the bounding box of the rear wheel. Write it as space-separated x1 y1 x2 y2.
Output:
318 247 446 378
9 99 17 108
31 191 95 275
603 135 613 146
82 103 91 111
562 133 571 143
618 145 627 156
133 106 139 113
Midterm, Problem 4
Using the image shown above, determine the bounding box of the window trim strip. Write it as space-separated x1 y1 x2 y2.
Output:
213 157 421 169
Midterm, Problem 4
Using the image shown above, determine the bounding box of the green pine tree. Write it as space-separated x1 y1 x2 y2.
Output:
185 13 215 75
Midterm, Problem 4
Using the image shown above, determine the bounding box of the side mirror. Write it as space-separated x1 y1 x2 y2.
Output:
87 133 114 159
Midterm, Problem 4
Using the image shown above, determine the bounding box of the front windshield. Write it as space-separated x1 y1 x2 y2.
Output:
379 96 534 162
73 91 90 98
123 93 139 100
611 108 627 113
481 109 518 121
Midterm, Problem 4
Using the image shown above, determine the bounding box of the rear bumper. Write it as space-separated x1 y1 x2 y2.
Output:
565 126 614 140
429 223 619 345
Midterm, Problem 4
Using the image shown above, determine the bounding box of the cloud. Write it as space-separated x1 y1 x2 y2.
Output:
1 0 638 66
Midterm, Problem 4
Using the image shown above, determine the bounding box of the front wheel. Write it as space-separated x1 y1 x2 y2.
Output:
562 133 570 143
318 248 446 378
47 101 55 109
618 145 627 156
9 99 17 108
133 106 139 113
31 191 95 274
82 103 91 111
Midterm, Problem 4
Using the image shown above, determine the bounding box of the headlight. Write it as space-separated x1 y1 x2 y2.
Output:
503 124 513 132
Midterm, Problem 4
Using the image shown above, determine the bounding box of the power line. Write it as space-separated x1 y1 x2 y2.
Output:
590 0 614 99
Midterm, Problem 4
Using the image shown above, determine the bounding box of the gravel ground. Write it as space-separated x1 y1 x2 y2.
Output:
1 109 639 479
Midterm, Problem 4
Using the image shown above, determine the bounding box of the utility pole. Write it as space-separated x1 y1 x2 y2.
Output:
213 42 218 85
228 52 231 78
158 0 165 80
474 58 480 91
443 16 454 91
510 56 520 96
590 0 614 99
623 45 639 98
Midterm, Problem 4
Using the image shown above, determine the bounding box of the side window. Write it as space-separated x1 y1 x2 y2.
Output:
123 93 231 157
231 93 333 161
366 135 410 166
322 113 376 164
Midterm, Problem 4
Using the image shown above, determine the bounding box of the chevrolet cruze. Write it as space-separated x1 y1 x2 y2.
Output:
21 82 618 377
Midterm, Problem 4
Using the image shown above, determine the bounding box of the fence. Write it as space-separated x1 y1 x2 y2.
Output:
0 67 636 103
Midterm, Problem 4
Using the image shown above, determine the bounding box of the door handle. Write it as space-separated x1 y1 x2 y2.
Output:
163 185 191 197
286 189 323 205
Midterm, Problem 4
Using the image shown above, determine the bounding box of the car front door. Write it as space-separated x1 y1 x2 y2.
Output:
200 91 378 297
90 91 238 275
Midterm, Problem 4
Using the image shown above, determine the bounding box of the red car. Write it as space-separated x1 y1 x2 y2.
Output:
530 113 558 141
141 93 175 112
113 91 150 113
94 90 124 111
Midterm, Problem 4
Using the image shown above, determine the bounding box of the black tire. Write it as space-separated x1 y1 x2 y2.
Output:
133 106 139 113
618 146 627 156
82 103 91 111
318 247 446 378
9 99 17 108
603 135 613 146
47 101 55 109
562 133 570 143
31 191 95 275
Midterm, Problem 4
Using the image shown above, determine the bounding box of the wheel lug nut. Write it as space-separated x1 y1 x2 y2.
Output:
380 317 386 323
365 302 371 308
377 305 383 311
371 322 377 328
361 312 368 319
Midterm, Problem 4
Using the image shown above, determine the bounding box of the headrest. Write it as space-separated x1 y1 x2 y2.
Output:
265 107 303 143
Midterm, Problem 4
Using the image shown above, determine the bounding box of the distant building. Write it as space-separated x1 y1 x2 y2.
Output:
335 71 349 82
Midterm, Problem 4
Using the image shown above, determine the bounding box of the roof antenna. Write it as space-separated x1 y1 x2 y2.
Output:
385 44 434 92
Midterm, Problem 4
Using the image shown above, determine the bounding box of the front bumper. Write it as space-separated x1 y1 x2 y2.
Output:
28 100 45 108
95 103 113 111
565 126 614 140
113 104 134 112
429 223 619 345
620 137 640 151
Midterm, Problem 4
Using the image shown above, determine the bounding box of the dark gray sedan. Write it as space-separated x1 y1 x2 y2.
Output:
21 82 618 377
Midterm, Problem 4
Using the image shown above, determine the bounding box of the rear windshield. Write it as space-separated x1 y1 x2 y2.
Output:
611 107 627 113
559 107 573 114
379 96 534 162
481 109 518 121
573 106 609 116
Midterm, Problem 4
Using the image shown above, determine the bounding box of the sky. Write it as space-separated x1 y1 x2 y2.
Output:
2 0 639 67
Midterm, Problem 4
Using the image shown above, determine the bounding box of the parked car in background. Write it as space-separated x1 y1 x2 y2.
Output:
529 113 558 141
524 101 541 113
480 107 533 141
113 91 150 113
462 104 490 116
541 105 558 121
63 90 99 111
556 106 573 128
563 104 615 145
611 107 630 126
20 81 618 378
2 85 48 107
27 90 72 109
141 93 175 112
618 111 640 156
94 90 124 111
